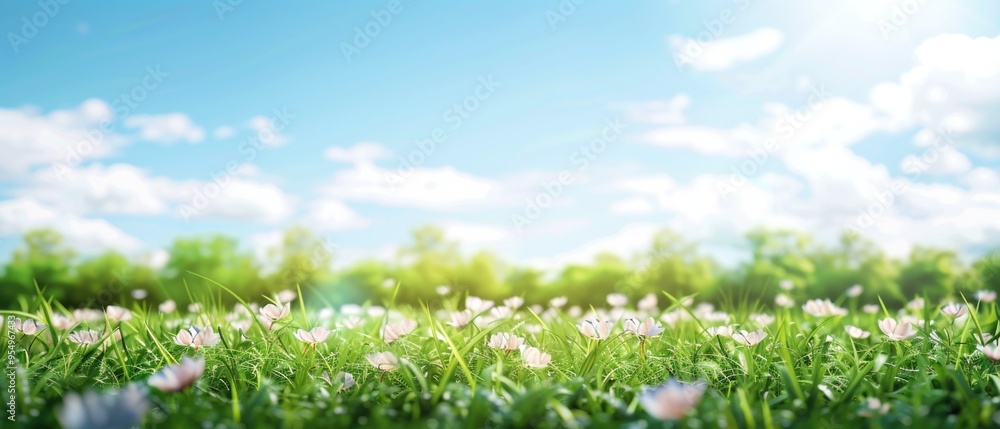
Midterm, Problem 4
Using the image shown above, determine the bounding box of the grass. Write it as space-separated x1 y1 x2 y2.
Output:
3 286 1000 428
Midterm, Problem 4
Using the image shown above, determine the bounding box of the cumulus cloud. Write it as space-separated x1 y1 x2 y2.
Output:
249 115 291 146
304 199 369 231
0 198 143 252
124 113 205 143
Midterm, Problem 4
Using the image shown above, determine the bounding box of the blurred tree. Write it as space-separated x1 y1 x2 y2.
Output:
0 229 75 303
633 230 716 299
163 235 265 303
897 246 958 303
266 226 335 292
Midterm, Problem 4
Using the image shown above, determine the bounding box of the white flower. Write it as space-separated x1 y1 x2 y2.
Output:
639 379 707 420
846 285 863 298
503 296 524 310
858 397 889 417
975 332 993 344
661 310 690 327
520 346 551 368
130 289 148 300
549 296 568 308
51 314 76 330
637 293 658 312
844 325 871 339
294 327 331 344
879 317 917 341
72 309 104 322
801 299 848 317
435 285 451 296
862 304 880 314
382 319 417 343
57 383 149 429
577 319 613 340
750 313 775 326
340 316 364 329
731 329 768 346
940 302 968 318
365 352 398 371
606 293 628 308
173 326 221 348
487 333 524 351
320 371 355 391
68 330 101 345
447 310 473 329
490 306 513 319
705 325 735 337
159 300 177 313
276 289 297 303
779 279 794 291
148 356 205 392
465 296 494 314
906 297 924 312
623 317 664 338
187 302 203 314
382 278 396 288
105 305 132 322
259 303 290 327
775 294 794 308
976 290 997 303
979 344 1000 361
13 318 45 335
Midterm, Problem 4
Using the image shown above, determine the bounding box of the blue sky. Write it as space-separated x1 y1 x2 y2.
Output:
2 1 999 269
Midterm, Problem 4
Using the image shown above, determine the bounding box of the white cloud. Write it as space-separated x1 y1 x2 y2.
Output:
0 99 120 178
0 198 143 253
638 124 760 156
671 27 784 71
125 113 205 143
180 178 295 224
304 199 369 231
616 94 691 125
325 142 393 164
609 197 653 215
440 222 512 248
249 115 291 147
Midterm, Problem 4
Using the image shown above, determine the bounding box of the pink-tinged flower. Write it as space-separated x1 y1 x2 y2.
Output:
775 294 794 308
159 300 177 313
258 303 290 330
879 317 917 341
858 397 889 417
639 379 707 420
148 356 205 392
577 319 613 340
638 293 658 312
549 296 568 308
940 302 968 318
105 306 132 322
802 299 848 317
520 346 551 368
623 317 664 339
365 352 399 371
487 333 524 351
68 330 101 345
382 319 417 343
340 316 364 329
750 313 775 326
13 318 45 335
130 289 147 300
57 383 149 429
72 309 104 322
846 284 863 298
732 329 768 346
276 289 297 303
845 325 871 339
294 327 331 344
173 326 221 349
705 325 734 337
503 296 524 310
779 279 794 291
906 297 924 312
862 304 880 314
51 314 76 330
976 290 997 303
490 306 513 319
447 310 473 329
979 344 1000 361
319 371 355 391
187 302 203 314
606 293 628 308
435 285 451 296
465 296 494 314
